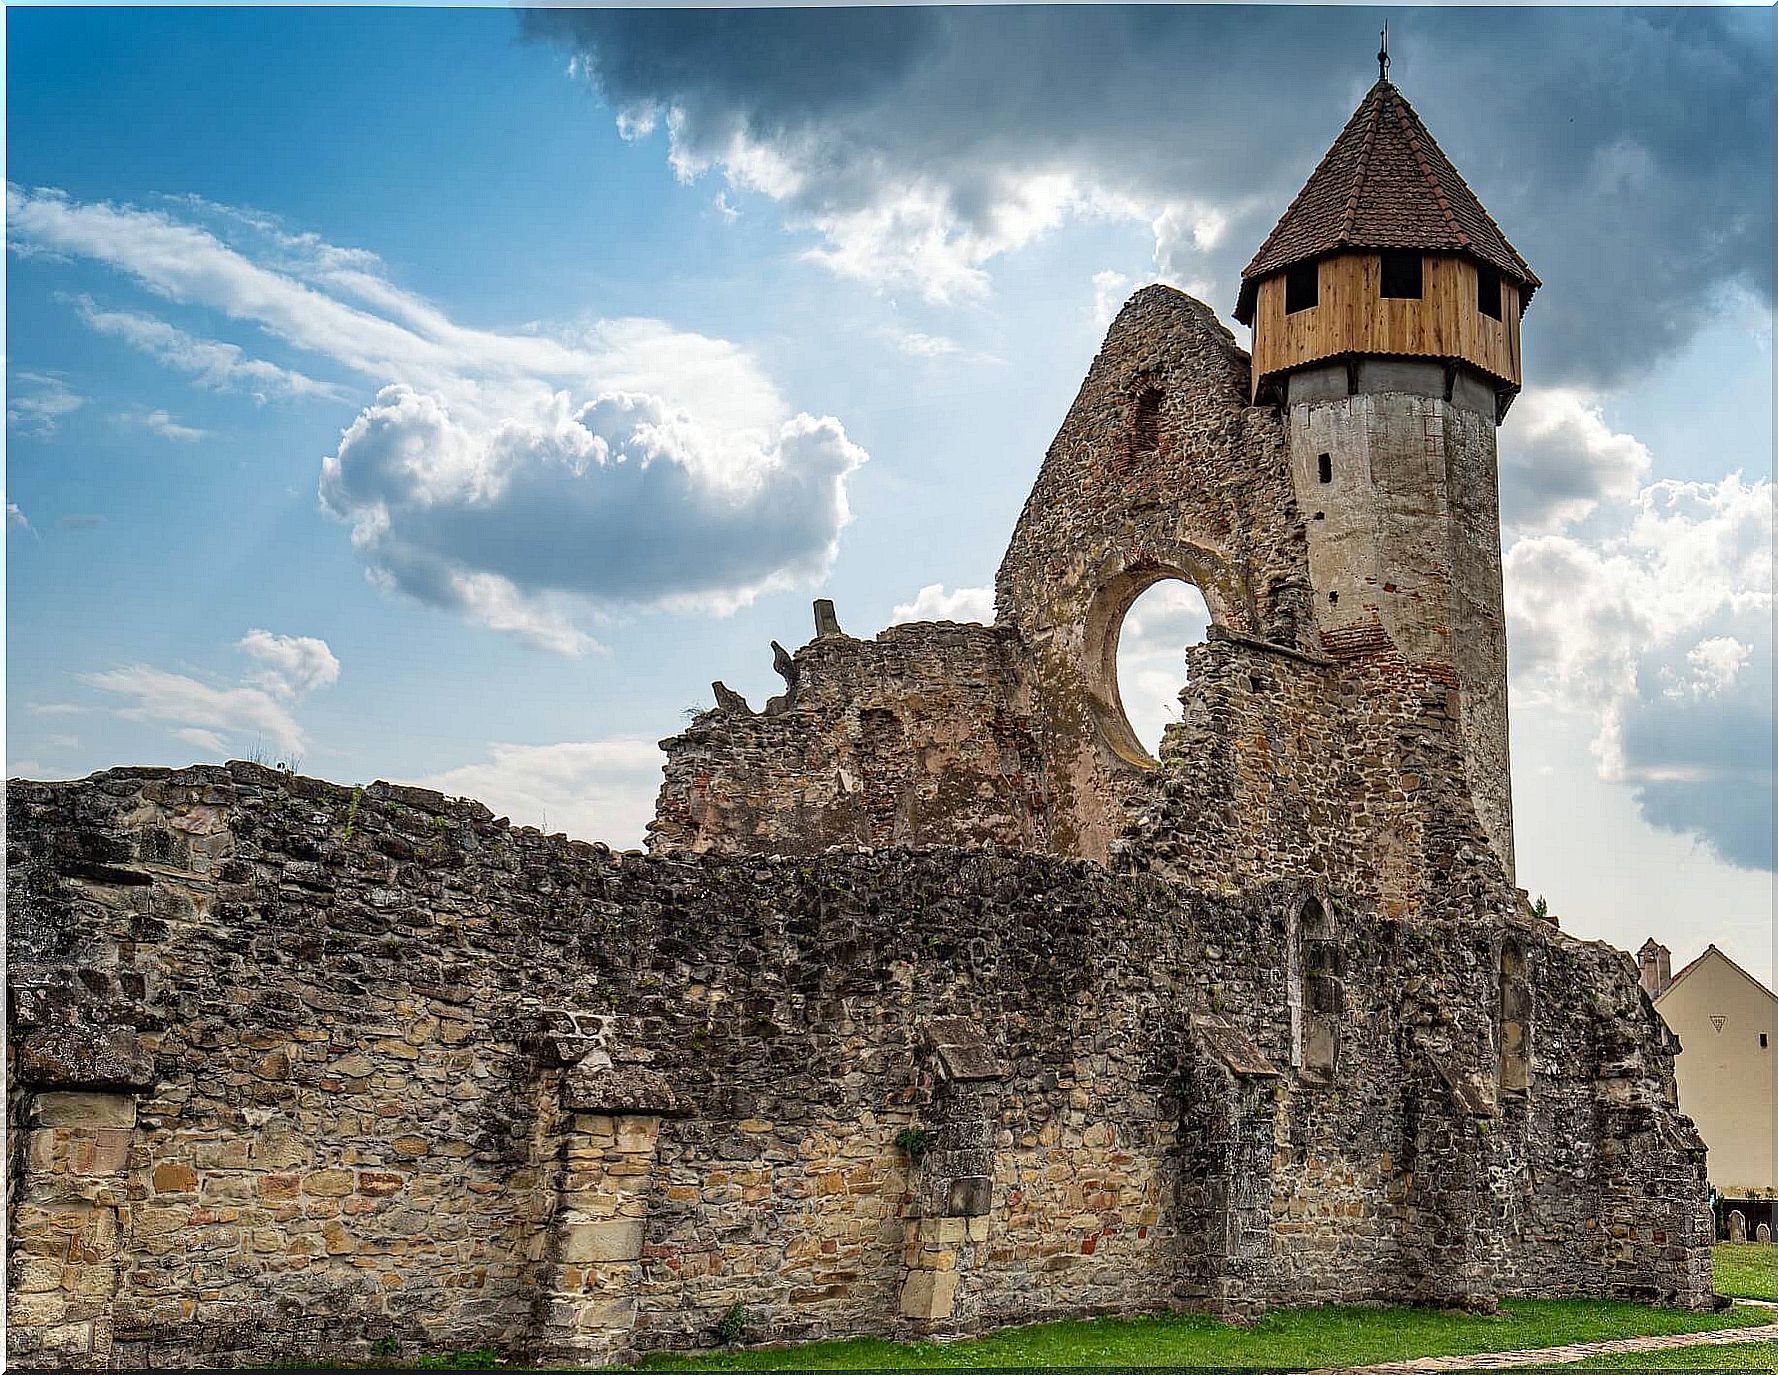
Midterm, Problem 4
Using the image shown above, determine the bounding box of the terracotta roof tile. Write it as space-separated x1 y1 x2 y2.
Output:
1235 81 1538 324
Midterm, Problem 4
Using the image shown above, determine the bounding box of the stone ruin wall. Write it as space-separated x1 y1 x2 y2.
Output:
652 288 1502 923
6 764 1711 1370
654 288 1315 869
649 619 1048 857
5 286 1717 1369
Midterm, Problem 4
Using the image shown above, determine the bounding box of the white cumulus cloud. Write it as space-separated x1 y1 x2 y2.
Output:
414 738 666 846
238 628 342 698
81 629 342 758
1506 472 1772 868
7 184 870 651
889 582 995 625
1498 387 1652 534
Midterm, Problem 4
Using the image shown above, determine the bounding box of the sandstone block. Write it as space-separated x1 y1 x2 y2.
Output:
30 1092 137 1131
152 1162 199 1194
255 1123 313 1169
571 1295 638 1331
899 1268 958 1320
302 1168 356 1197
559 1219 645 1264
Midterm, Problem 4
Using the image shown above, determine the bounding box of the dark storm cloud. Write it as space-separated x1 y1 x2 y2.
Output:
524 5 1771 385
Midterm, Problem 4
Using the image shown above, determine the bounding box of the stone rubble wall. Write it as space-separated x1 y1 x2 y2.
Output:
654 287 1316 867
1114 627 1497 922
5 764 1711 1369
651 620 1048 857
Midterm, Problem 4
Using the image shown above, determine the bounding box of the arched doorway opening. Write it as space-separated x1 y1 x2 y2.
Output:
1107 576 1212 764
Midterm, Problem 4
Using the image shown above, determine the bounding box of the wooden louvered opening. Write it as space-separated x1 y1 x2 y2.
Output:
1248 251 1522 397
1477 265 1503 320
1285 261 1320 315
1379 251 1423 299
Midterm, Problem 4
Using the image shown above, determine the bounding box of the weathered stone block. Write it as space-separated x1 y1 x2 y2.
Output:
16 1024 155 1093
301 1168 356 1198
29 1092 137 1131
948 1176 992 1217
558 1219 645 1264
899 1268 959 1320
151 1162 198 1194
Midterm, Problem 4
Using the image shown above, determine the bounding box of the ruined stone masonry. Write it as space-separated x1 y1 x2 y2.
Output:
7 78 1714 1370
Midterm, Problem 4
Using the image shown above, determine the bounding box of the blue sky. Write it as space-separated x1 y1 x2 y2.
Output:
6 5 1772 979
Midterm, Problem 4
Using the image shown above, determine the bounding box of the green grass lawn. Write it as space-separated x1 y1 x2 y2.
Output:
628 1299 1771 1371
1717 1244 1778 1302
1556 1341 1776 1370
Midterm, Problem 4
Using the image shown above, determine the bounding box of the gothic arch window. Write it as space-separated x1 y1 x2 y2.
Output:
1295 898 1342 1083
1081 559 1228 769
1500 938 1531 1096
1110 577 1211 762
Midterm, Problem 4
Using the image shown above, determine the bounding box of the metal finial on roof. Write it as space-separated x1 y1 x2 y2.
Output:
1378 21 1390 84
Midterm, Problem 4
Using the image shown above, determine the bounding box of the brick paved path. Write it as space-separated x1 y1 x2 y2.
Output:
1317 1319 1778 1372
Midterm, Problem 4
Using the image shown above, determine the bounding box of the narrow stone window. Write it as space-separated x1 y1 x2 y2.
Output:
1317 452 1332 484
1285 260 1319 314
1476 265 1503 320
1130 386 1162 456
1762 1033 1769 1049
1297 899 1342 1082
1380 250 1423 299
1500 939 1531 1096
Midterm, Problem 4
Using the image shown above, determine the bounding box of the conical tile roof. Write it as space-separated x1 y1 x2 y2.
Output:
1234 80 1538 325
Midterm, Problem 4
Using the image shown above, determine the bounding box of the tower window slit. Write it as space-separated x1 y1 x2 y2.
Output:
1317 452 1332 484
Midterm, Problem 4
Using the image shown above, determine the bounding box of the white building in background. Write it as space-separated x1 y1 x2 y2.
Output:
1642 939 1777 1241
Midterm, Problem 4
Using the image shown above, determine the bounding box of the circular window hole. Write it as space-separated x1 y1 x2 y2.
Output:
1113 579 1212 760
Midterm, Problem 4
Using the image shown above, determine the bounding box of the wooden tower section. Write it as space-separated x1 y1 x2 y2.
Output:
1233 78 1539 417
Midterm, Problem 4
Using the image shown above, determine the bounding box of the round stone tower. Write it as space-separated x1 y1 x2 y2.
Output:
1233 72 1540 878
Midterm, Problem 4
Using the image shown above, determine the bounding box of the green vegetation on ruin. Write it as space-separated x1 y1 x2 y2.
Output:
622 1298 1770 1371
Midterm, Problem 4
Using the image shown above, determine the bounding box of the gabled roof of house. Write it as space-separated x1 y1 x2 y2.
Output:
1235 79 1539 325
1658 943 1778 1006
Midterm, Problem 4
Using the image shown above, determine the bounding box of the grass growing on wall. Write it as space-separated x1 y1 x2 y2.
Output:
628 1298 1771 1370
1714 1243 1778 1302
